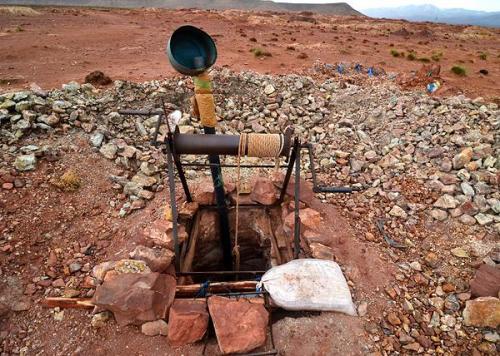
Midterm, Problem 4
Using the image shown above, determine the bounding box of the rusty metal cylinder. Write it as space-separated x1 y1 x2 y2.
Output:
173 130 292 157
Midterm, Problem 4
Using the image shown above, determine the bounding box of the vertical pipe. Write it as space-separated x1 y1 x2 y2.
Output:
194 72 233 271
166 137 180 271
293 143 301 259
278 141 298 203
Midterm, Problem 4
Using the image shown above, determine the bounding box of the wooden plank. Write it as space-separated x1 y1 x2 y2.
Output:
266 215 282 265
179 211 202 285
41 297 95 309
42 280 260 309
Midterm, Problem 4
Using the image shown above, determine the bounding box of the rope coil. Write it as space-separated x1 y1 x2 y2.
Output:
234 133 283 271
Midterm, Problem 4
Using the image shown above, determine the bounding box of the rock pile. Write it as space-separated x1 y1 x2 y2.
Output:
1 69 497 233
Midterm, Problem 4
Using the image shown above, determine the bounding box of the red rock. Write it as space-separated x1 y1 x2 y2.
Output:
250 177 277 205
52 278 65 288
470 264 500 297
168 299 209 347
142 220 187 250
284 177 315 205
208 296 268 354
92 272 176 326
129 245 174 273
309 243 334 260
46 251 58 267
463 297 500 328
192 178 215 205
283 208 321 233
179 201 199 219
2 182 13 190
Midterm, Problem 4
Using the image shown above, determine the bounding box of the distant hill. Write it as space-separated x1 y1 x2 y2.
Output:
363 4 500 28
0 0 363 16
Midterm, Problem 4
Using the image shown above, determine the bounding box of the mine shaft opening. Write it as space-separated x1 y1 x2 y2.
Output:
180 205 286 283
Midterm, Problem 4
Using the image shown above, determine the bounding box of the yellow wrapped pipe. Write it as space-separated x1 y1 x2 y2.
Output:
193 72 217 127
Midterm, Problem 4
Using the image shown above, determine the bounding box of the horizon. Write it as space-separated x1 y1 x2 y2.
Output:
272 1 500 12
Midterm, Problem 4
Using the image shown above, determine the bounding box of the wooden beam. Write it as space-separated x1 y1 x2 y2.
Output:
42 280 259 309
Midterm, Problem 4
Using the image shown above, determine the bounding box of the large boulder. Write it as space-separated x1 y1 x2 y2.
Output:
208 296 268 354
168 299 209 347
92 272 176 326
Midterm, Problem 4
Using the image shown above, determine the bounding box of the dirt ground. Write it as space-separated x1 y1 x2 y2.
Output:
0 6 499 100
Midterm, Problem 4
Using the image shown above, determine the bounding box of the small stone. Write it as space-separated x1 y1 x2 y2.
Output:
452 147 473 169
264 84 275 95
429 297 444 311
90 132 104 148
389 205 407 219
459 214 476 225
433 194 459 209
309 243 334 260
409 261 422 271
387 312 401 326
91 311 112 328
451 247 469 258
99 143 118 159
357 302 368 317
2 182 13 190
120 145 137 158
69 263 82 273
483 331 499 343
92 261 117 283
140 162 157 176
54 309 64 321
424 252 439 268
474 213 493 226
430 209 448 221
441 314 456 327
141 319 168 336
460 182 475 196
14 154 36 171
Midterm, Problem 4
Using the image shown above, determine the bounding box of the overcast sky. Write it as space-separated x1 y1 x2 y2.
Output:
273 1 500 12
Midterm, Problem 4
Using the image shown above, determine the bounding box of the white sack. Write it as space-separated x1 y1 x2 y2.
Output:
261 259 357 316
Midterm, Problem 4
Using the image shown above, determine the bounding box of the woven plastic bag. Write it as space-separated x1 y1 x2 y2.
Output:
260 259 357 316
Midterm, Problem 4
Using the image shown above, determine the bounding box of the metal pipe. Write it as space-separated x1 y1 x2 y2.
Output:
203 126 233 271
173 132 291 157
279 139 298 203
118 109 163 116
182 163 289 168
302 143 363 194
166 137 180 271
293 141 301 259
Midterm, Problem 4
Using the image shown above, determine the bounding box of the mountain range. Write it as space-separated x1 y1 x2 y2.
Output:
0 0 363 16
362 4 500 28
